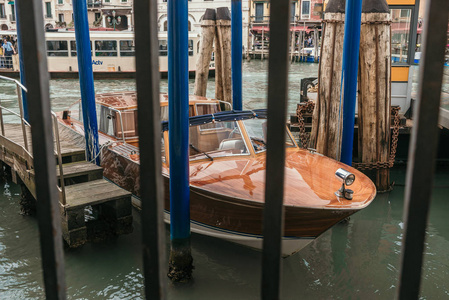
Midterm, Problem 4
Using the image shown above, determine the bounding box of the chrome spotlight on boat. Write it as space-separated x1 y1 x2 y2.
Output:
335 168 355 200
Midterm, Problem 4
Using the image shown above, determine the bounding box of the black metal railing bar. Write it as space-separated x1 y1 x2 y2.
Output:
134 0 167 298
261 0 291 299
16 0 67 298
397 0 449 299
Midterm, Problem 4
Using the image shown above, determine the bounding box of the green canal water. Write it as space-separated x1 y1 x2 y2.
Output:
0 61 448 299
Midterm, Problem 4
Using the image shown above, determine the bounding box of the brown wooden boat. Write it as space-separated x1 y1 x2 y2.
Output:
57 91 376 256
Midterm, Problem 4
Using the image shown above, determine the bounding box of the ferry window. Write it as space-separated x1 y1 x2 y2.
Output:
159 40 168 56
46 40 68 57
70 40 92 56
120 40 135 57
390 8 412 64
95 40 117 57
189 121 249 161
188 39 193 56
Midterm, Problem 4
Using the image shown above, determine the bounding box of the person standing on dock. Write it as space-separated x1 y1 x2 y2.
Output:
2 38 16 69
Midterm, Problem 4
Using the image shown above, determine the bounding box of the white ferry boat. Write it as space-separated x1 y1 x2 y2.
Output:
0 30 214 78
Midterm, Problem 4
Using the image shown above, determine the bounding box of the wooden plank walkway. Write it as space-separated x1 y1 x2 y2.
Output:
0 122 133 247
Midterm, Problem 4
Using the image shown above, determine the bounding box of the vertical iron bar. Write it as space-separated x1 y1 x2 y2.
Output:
397 0 449 299
232 0 243 110
73 0 100 164
14 0 29 121
339 0 363 166
261 0 291 298
17 84 28 151
133 0 167 297
16 1 66 299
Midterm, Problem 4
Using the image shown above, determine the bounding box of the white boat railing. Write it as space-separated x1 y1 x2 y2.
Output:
0 75 66 205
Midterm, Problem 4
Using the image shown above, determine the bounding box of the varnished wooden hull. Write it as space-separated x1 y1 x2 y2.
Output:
102 148 359 237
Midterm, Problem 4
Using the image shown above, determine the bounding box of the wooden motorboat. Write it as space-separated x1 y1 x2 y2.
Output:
57 92 376 256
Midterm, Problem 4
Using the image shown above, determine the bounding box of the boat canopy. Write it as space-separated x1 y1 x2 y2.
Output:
161 109 268 132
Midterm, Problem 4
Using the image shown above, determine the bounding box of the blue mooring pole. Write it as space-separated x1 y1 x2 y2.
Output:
14 1 28 121
231 0 243 110
340 0 363 166
167 0 193 282
73 0 100 164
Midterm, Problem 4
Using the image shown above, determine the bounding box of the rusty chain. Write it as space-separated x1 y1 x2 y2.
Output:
296 101 315 149
352 106 401 170
296 103 401 170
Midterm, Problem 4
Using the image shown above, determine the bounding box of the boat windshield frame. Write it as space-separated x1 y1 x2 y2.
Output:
241 118 298 154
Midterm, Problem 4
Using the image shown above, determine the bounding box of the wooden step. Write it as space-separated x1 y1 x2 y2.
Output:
57 161 104 183
64 179 131 210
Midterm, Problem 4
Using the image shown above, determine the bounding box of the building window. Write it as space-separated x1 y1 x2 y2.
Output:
95 40 118 57
58 0 64 4
120 40 135 56
255 2 264 23
163 21 167 31
0 4 6 19
46 40 69 57
45 2 52 18
188 21 191 31
104 0 110 2
95 12 101 21
58 14 64 23
301 0 310 20
291 2 296 23
121 0 127 2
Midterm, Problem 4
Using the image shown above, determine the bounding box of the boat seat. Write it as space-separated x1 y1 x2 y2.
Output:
218 139 246 153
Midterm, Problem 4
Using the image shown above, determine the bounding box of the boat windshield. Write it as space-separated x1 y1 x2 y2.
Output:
188 120 249 161
242 118 296 153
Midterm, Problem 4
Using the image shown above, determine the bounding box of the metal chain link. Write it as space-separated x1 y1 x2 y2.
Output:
296 101 315 149
353 106 401 170
296 103 401 170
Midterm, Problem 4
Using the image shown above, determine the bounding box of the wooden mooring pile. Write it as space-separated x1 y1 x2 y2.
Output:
0 79 133 247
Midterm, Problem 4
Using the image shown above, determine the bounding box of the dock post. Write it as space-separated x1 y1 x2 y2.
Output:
340 0 363 166
309 0 345 158
216 7 233 104
357 0 392 191
194 9 216 97
73 0 100 164
168 0 193 282
16 0 66 298
232 0 243 110
14 2 28 121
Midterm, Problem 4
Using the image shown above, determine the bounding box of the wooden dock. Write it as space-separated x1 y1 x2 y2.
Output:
0 123 133 247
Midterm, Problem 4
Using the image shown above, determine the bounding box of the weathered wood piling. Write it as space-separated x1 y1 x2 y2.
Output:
215 7 232 104
356 0 392 191
309 0 345 159
194 9 216 97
